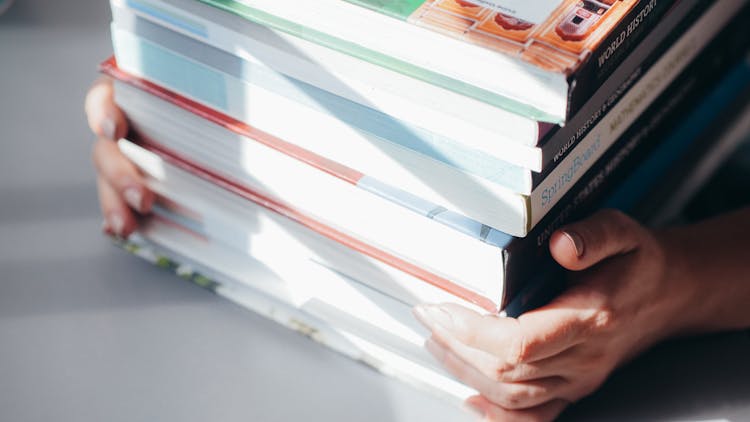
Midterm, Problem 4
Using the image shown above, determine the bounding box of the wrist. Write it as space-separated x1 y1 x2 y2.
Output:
650 227 705 338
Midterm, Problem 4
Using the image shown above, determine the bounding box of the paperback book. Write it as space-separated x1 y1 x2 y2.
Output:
194 0 674 123
108 0 733 237
112 52 750 404
110 0 707 188
100 2 749 311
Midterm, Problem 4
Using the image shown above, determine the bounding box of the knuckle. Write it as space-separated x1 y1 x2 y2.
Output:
492 359 513 382
495 383 547 410
597 209 637 241
504 319 528 366
600 209 633 227
506 334 528 366
584 303 618 334
503 384 527 408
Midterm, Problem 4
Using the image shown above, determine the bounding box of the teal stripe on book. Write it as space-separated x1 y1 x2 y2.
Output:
125 18 531 191
126 0 208 38
114 31 229 110
343 0 425 19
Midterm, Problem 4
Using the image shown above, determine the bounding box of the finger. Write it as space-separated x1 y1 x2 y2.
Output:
549 209 647 272
98 177 139 238
93 139 154 214
466 395 568 422
493 344 604 383
85 77 128 141
414 303 584 367
427 339 569 411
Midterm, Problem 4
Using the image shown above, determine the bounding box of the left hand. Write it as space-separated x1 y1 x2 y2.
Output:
414 210 692 421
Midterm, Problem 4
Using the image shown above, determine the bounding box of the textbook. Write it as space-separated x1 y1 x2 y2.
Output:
112 51 750 404
108 0 738 237
110 0 707 190
101 4 749 313
189 0 673 124
112 0 693 161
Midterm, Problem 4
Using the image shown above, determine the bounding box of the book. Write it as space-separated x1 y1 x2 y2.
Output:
116 227 477 402
500 10 750 299
103 6 748 314
100 0 748 313
118 137 496 311
628 68 750 225
107 0 738 236
189 0 675 124
112 0 702 162
110 0 707 191
114 52 750 405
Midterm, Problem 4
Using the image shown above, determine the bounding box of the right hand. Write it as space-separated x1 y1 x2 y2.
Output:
85 77 154 237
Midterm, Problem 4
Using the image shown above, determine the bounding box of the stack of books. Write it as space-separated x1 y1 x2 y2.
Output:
103 0 750 400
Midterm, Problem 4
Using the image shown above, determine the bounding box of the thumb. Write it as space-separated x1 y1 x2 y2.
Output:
85 77 128 141
549 209 647 271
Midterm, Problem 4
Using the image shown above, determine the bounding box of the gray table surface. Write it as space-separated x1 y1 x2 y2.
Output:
1 1 748 421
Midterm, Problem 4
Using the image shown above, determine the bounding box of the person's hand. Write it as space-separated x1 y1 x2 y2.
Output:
85 77 154 237
414 209 693 421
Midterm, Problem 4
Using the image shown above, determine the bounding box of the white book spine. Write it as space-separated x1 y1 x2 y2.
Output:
122 229 476 403
231 0 566 118
118 138 505 307
109 21 539 190
111 0 545 148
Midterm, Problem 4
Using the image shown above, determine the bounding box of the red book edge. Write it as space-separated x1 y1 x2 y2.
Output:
100 56 500 314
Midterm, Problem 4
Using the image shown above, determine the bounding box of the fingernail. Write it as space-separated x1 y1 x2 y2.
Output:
101 115 116 141
101 220 112 235
424 338 446 362
413 304 454 330
562 230 585 257
107 212 125 237
123 186 143 212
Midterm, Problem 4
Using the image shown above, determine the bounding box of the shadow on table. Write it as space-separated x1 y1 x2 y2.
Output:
561 331 750 421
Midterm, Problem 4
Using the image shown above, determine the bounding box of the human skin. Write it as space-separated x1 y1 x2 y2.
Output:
414 207 750 421
86 76 750 421
85 77 153 236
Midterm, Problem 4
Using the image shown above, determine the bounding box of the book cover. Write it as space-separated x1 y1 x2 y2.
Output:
110 0 704 193
503 12 750 303
369 0 635 74
100 0 737 309
113 230 476 402
194 0 672 122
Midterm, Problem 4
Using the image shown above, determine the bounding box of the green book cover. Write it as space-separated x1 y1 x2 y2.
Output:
344 0 424 18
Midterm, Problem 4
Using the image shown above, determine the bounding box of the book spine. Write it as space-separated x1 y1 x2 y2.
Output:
503 10 750 306
609 57 750 217
566 0 674 119
114 234 475 402
113 0 542 152
196 0 560 122
527 0 743 231
533 0 708 180
111 19 536 193
501 8 750 309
